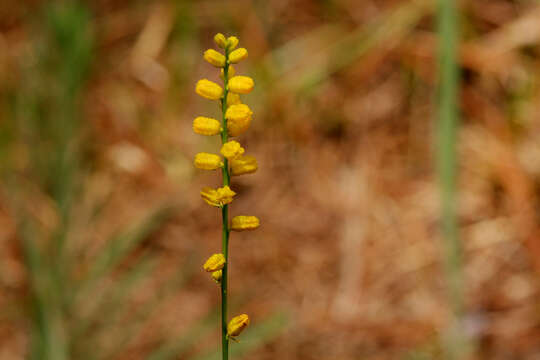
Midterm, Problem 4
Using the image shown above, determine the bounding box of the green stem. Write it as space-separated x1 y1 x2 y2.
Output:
220 47 231 360
437 0 466 358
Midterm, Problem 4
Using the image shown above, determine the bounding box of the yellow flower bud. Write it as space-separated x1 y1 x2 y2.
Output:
194 153 223 170
203 253 226 272
228 76 254 94
227 314 249 338
195 79 223 100
214 33 227 48
226 93 241 107
225 104 252 136
231 216 260 231
204 49 226 67
220 65 236 80
193 116 221 136
220 140 245 160
229 48 248 64
200 185 236 207
211 270 222 283
227 36 239 50
230 155 258 176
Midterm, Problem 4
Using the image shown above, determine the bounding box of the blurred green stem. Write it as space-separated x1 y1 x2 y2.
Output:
437 0 466 358
220 47 231 360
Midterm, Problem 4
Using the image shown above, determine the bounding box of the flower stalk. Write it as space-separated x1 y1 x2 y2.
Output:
194 34 259 360
220 47 231 360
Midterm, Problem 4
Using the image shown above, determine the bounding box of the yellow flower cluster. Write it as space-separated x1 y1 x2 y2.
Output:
195 33 261 344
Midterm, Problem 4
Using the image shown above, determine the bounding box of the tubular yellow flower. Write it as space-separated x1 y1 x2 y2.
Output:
225 104 253 136
214 33 227 48
204 49 226 67
220 140 245 160
227 314 250 338
211 270 222 283
230 155 258 176
225 104 252 122
220 65 235 80
227 36 239 50
203 253 226 272
228 76 254 94
194 153 223 170
231 216 260 231
229 48 248 63
193 116 221 136
226 93 241 107
201 185 236 207
195 79 223 100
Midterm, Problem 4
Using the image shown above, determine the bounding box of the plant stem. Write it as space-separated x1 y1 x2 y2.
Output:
437 0 466 358
220 47 231 360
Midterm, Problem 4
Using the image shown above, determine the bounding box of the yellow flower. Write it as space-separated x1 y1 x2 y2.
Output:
230 155 258 176
193 116 221 136
220 140 245 160
231 216 260 231
201 185 236 207
229 48 248 63
227 36 239 50
211 270 222 283
203 253 226 272
204 49 226 67
228 76 254 94
225 104 252 136
195 79 223 100
214 33 227 48
220 65 236 80
227 314 249 338
226 93 241 107
194 153 223 170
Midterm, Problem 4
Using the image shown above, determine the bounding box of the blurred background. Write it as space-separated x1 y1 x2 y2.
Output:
1 0 540 359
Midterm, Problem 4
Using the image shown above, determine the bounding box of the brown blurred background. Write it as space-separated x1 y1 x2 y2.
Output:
1 0 540 359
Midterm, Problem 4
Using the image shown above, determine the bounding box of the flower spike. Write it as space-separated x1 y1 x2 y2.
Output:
193 34 257 354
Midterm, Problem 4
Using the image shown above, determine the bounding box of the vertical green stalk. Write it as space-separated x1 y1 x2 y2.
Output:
437 0 466 358
220 47 231 360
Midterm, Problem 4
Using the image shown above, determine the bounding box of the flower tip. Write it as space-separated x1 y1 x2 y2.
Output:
214 33 227 48
227 36 239 50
